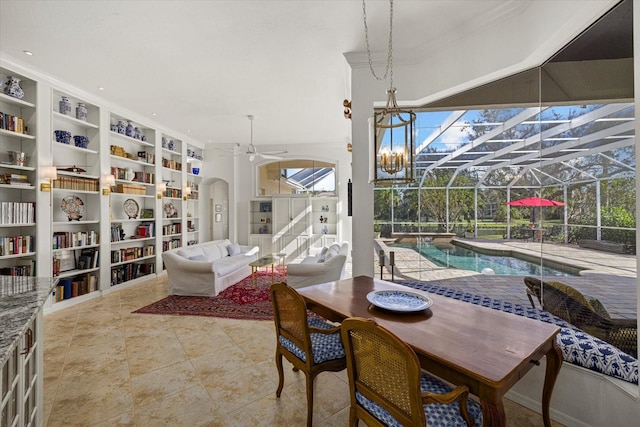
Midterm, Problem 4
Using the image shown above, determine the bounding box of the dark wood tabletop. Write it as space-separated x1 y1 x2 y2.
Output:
297 276 563 427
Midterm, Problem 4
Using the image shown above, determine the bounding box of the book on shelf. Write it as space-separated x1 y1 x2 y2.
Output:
77 248 98 270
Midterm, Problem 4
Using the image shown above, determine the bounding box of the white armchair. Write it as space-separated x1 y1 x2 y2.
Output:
286 242 349 288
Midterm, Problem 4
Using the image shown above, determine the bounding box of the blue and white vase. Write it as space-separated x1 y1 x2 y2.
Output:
116 120 126 134
59 96 72 115
76 103 87 121
125 121 135 137
134 127 142 140
4 76 24 99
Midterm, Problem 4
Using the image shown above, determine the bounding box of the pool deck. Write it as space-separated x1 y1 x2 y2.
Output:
373 238 637 319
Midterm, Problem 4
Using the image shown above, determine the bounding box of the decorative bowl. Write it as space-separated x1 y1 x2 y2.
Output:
54 130 71 144
192 167 200 175
73 135 89 148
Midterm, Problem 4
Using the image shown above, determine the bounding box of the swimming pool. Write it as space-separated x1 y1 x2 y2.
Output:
394 242 579 276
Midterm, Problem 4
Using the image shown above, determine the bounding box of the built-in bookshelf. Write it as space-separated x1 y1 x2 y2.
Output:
0 67 37 276
50 90 101 303
108 114 157 287
161 134 183 255
0 64 206 306
186 143 203 245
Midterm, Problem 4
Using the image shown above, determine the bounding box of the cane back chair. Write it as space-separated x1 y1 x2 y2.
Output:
340 317 483 427
269 282 346 426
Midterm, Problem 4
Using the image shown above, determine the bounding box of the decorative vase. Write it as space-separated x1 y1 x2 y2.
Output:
3 76 24 99
76 103 87 121
59 96 72 115
117 120 126 134
134 127 142 140
125 121 135 137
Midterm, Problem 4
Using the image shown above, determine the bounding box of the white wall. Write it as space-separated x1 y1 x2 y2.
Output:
205 142 352 247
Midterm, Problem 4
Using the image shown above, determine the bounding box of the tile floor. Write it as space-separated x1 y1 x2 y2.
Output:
43 271 566 426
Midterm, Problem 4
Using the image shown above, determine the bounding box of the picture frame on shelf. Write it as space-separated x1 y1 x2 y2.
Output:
140 208 154 219
57 249 76 272
259 202 271 212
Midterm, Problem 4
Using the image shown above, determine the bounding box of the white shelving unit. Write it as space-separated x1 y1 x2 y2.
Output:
108 115 157 286
185 143 203 246
50 90 102 304
0 68 37 276
160 134 183 255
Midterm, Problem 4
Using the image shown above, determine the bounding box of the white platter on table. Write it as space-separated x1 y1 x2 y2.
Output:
366 290 433 312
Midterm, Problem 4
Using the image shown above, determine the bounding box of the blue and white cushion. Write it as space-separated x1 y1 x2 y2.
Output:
398 280 638 385
279 317 345 364
355 372 483 427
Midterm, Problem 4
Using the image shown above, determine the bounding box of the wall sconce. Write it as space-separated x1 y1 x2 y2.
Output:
182 186 191 201
102 174 115 196
343 99 352 119
40 166 57 192
156 182 167 199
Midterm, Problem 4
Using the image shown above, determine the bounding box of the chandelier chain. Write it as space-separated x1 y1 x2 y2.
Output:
362 0 394 87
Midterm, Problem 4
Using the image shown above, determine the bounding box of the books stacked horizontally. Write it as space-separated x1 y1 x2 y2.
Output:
0 173 32 187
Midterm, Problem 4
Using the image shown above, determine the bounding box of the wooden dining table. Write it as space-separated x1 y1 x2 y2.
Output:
297 276 563 427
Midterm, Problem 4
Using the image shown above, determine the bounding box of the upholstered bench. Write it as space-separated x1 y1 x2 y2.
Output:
397 280 638 385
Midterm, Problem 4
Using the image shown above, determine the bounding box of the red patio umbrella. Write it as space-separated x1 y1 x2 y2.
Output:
506 197 565 207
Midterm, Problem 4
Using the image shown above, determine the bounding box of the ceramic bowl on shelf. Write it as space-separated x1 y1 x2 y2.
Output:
192 167 200 175
54 130 71 144
73 135 89 148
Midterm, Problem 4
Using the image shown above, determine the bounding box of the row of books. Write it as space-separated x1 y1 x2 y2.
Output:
164 187 182 198
110 223 125 242
110 245 154 263
136 223 154 238
137 151 155 165
1 173 32 186
0 112 27 134
52 231 99 249
0 264 33 276
161 157 182 170
52 175 99 192
52 248 99 276
111 262 155 286
162 238 181 252
162 223 182 236
0 235 34 256
109 167 155 184
0 202 35 224
53 273 98 302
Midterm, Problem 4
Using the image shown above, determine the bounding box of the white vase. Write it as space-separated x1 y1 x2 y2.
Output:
4 76 24 99
59 96 72 115
76 103 87 121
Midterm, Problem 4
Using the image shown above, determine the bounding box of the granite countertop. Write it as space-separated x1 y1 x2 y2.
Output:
0 276 57 367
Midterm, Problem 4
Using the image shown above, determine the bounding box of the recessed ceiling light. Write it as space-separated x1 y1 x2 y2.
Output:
23 50 33 56
151 112 157 116
186 129 191 133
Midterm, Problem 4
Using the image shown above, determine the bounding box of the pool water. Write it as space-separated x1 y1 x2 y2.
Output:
396 242 577 276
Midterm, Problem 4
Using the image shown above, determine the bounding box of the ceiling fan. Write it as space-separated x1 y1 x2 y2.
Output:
220 115 287 161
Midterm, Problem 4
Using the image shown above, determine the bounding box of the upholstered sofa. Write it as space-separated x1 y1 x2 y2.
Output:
287 242 349 288
161 239 259 296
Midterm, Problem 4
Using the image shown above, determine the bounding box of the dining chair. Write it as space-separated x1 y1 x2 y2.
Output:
340 317 483 427
269 282 347 427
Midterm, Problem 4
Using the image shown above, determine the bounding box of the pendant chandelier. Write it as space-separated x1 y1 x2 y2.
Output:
363 0 416 185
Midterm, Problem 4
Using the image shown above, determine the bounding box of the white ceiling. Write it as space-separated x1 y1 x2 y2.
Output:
0 1 604 150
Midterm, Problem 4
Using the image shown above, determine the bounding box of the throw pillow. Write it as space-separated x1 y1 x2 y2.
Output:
228 242 241 256
189 254 207 262
319 247 329 256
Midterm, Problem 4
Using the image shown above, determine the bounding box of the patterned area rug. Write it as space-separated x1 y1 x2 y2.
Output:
133 271 285 320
